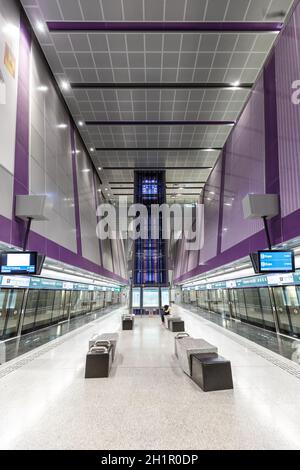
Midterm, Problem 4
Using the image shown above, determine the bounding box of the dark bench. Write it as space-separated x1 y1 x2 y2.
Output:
176 337 218 376
169 319 185 332
85 341 113 378
89 333 119 361
122 314 134 330
191 354 233 392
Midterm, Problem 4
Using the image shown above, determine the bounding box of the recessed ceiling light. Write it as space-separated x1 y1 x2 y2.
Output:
78 121 84 127
105 188 108 191
82 169 90 173
90 148 95 152
205 148 214 152
61 80 70 91
98 167 102 171
231 81 240 87
57 123 68 129
36 21 45 33
37 85 48 92
2 23 18 38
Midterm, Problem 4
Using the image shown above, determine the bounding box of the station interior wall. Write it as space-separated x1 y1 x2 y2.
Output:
0 0 127 285
174 1 300 284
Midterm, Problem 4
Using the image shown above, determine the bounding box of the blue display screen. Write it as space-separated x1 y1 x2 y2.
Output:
0 252 37 275
258 251 295 273
142 179 157 195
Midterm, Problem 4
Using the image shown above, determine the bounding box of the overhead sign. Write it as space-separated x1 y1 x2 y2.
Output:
258 250 295 273
2 276 30 288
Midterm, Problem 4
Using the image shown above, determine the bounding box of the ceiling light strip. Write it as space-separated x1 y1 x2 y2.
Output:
85 120 235 126
102 166 212 170
47 21 283 33
95 147 222 151
71 82 252 90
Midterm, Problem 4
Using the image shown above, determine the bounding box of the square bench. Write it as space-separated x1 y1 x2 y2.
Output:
165 315 182 329
191 354 233 392
176 337 218 376
85 345 113 378
170 319 185 332
122 315 134 330
89 333 119 361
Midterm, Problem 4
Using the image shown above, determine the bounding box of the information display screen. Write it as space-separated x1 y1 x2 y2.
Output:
0 252 38 275
132 288 141 308
258 250 295 273
161 288 170 307
143 288 159 307
142 179 157 195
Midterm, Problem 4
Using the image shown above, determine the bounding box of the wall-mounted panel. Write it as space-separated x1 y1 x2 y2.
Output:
76 137 101 265
276 5 300 219
0 0 20 176
221 75 265 252
29 43 76 253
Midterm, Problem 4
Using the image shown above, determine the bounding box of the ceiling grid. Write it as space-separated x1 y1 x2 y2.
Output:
20 0 295 203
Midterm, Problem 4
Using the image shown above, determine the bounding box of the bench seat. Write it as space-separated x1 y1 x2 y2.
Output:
191 354 233 391
176 337 218 376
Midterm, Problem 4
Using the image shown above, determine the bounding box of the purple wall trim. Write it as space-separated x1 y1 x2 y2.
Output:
47 21 283 33
175 204 300 283
216 146 226 255
70 124 82 257
85 120 236 126
92 171 103 267
176 229 267 283
0 215 127 284
264 53 282 246
3 13 127 285
12 12 31 248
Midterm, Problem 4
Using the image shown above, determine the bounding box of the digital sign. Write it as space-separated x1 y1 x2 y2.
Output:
258 250 295 273
161 288 170 307
0 252 38 275
143 288 159 307
142 179 158 195
132 288 141 308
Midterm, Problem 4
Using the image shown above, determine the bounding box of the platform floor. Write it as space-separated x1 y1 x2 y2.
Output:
1 305 300 450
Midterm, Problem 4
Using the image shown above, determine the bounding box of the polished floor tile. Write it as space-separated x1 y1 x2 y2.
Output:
1 306 300 450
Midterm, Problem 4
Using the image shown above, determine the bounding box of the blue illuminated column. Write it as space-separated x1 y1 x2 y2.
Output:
133 170 168 287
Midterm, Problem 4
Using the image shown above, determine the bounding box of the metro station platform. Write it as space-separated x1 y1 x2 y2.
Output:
1 306 300 450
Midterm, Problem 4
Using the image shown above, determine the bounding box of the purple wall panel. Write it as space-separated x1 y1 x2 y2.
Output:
221 75 266 253
276 3 300 221
12 12 31 249
70 124 82 257
199 157 222 265
1 8 127 284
